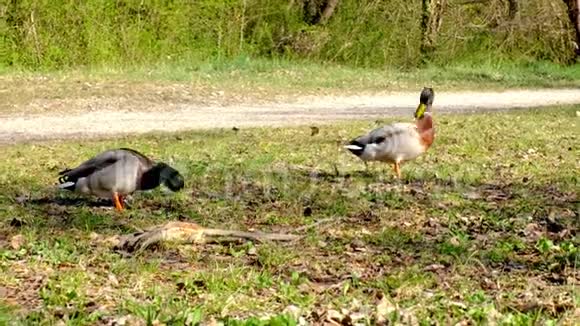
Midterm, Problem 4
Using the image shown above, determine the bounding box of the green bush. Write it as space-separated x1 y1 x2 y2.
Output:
0 0 576 69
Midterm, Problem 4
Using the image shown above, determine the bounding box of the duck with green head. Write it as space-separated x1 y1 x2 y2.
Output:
344 87 435 179
58 148 185 211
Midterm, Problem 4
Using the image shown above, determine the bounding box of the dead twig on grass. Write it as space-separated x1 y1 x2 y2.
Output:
115 215 347 254
115 221 301 254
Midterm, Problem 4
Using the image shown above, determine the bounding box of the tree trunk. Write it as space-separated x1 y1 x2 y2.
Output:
302 0 340 25
318 0 340 25
420 0 447 61
506 0 518 20
562 0 580 56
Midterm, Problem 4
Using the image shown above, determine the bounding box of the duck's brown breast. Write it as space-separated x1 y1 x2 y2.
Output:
416 115 435 149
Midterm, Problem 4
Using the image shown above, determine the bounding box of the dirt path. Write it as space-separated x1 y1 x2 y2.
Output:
2 88 579 144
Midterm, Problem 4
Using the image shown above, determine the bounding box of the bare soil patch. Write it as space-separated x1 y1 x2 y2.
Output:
2 88 579 144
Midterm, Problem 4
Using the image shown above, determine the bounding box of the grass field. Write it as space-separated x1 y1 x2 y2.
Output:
2 59 580 116
0 106 578 324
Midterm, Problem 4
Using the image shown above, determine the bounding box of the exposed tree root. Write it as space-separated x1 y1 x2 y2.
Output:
115 221 302 254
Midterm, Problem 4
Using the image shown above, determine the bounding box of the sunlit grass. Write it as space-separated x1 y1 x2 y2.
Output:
0 106 578 324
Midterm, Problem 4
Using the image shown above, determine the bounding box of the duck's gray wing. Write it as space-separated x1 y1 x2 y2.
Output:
118 148 154 167
346 123 416 158
351 124 409 147
58 149 133 183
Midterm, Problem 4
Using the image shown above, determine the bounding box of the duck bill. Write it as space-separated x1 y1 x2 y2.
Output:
414 103 427 119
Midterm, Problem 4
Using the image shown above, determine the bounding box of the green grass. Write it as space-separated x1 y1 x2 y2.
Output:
3 58 580 89
0 106 578 324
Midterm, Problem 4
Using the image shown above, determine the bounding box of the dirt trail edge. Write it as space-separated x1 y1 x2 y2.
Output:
2 89 579 144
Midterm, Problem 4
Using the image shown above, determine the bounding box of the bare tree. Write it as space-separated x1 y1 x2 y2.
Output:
319 0 340 25
420 0 447 61
561 0 580 56
302 0 340 25
506 0 518 20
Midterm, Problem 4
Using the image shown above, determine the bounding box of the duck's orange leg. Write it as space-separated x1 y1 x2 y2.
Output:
393 162 402 179
113 192 124 212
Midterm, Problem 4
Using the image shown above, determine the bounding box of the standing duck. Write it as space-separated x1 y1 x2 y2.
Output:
58 148 184 211
344 87 435 179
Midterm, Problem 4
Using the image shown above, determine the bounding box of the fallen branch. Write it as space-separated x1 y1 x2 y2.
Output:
115 221 301 254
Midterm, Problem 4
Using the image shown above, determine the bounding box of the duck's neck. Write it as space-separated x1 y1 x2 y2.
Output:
416 112 435 148
140 164 163 190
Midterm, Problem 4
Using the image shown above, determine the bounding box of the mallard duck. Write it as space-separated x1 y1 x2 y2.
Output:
344 87 435 179
58 148 184 211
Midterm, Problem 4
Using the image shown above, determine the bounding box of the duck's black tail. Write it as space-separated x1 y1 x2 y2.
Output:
344 140 365 157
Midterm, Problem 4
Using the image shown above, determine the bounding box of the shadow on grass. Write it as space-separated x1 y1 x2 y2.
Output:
9 165 577 248
23 196 114 208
